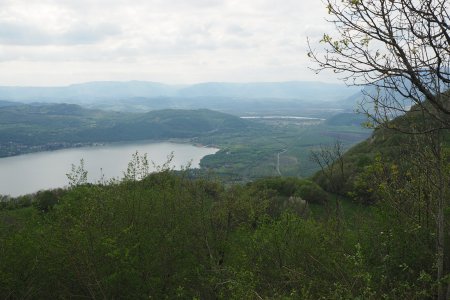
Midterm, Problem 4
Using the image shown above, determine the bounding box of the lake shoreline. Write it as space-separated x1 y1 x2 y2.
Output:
0 137 219 159
0 141 219 197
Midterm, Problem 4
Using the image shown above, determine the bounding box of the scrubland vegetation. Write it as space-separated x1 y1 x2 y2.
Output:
1 125 449 299
2 0 450 296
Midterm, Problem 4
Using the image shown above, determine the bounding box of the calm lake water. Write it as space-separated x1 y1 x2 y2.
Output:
0 142 218 197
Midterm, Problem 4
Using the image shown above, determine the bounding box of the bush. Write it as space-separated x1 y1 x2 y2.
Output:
251 177 328 205
33 190 59 212
295 181 328 204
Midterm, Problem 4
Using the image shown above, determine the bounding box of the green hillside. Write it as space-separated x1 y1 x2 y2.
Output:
0 103 372 180
0 104 249 157
313 100 450 203
0 153 443 299
324 112 369 127
0 100 449 298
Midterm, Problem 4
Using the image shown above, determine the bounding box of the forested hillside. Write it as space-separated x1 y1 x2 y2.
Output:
1 0 449 297
313 100 450 201
0 97 449 298
0 103 250 157
0 103 371 180
0 155 440 299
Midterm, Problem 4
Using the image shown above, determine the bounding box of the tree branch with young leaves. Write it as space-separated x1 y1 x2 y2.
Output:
308 0 450 131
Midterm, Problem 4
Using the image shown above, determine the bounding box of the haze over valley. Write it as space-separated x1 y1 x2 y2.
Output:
0 80 361 116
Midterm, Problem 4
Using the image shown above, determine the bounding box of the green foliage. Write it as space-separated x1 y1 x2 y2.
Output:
0 195 32 210
66 159 88 186
314 109 450 201
0 145 444 298
251 177 328 204
0 103 372 184
0 104 249 157
199 120 371 181
295 181 328 204
33 190 59 212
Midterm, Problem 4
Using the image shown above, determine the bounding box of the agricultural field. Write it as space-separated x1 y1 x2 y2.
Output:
197 116 371 181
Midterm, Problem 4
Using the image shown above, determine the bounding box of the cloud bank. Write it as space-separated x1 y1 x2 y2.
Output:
0 0 334 85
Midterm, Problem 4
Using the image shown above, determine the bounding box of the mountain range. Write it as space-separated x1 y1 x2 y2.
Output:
0 81 360 102
0 81 363 116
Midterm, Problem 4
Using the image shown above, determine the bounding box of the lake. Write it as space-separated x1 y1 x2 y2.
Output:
0 141 218 197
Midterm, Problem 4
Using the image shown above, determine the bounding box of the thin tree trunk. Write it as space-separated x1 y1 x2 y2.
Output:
434 132 446 300
446 281 450 300
437 196 445 300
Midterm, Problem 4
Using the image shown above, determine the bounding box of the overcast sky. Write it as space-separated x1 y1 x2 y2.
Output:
0 0 335 86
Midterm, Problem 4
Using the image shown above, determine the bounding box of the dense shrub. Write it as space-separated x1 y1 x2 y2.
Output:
0 170 440 299
251 177 328 204
33 190 58 212
295 180 328 204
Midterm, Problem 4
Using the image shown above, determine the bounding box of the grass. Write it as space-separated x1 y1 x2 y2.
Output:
198 120 372 181
308 194 374 236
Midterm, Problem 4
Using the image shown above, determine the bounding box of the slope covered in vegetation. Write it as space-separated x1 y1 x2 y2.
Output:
0 103 250 157
314 101 450 202
1 100 447 298
0 163 439 299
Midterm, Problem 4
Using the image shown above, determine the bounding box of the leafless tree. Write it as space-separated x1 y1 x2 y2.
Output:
310 141 346 231
308 0 450 132
308 1 450 298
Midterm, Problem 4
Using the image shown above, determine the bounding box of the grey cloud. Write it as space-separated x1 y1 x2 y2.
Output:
0 21 121 46
153 0 225 9
0 23 51 45
226 25 252 37
0 45 111 62
46 0 225 11
0 0 331 85
61 24 121 44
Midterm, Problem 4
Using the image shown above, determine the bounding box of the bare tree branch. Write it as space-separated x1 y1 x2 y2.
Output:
308 0 450 131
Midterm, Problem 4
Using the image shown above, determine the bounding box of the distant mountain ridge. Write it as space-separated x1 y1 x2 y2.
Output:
0 80 360 103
